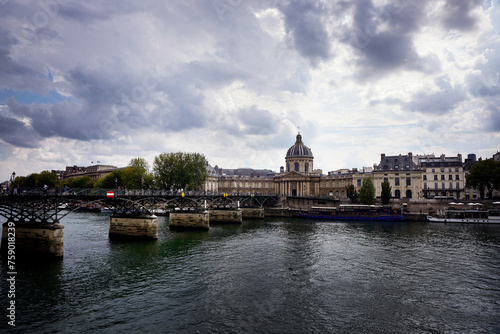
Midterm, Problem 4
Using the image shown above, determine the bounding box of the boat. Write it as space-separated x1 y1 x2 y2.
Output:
488 202 500 222
299 204 405 221
426 202 498 223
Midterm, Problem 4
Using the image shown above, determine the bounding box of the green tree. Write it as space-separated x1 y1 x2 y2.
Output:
36 171 57 187
381 181 392 205
122 157 152 189
64 176 94 189
20 173 39 187
359 177 376 205
346 184 359 203
466 159 500 199
153 152 208 191
93 170 124 189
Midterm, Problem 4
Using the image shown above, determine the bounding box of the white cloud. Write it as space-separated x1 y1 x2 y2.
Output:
0 0 499 180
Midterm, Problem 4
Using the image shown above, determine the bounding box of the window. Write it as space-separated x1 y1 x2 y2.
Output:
406 190 412 198
441 175 445 180
424 183 427 189
455 168 459 172
449 175 453 180
456 182 460 189
449 182 453 189
357 179 361 187
394 165 399 169
322 181 326 188
455 175 460 180
384 177 389 183
432 169 435 172
442 183 445 189
294 162 299 172
305 163 309 172
406 177 411 186
423 175 427 180
395 190 400 198
395 177 400 186
435 183 438 189
434 175 438 180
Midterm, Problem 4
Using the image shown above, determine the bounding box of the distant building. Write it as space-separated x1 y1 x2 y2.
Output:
417 154 465 199
274 133 320 197
373 153 423 199
62 164 118 181
217 166 276 195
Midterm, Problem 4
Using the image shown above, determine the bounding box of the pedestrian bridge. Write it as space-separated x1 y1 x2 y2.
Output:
0 189 279 258
0 189 278 224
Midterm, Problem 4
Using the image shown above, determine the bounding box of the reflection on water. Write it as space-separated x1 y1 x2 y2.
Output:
1 213 500 333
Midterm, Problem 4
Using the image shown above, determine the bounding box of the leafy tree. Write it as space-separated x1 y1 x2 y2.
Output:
466 159 500 199
358 177 376 205
346 184 359 203
153 152 208 191
93 170 124 189
381 181 392 205
35 171 58 187
20 173 39 187
64 176 94 189
122 157 152 189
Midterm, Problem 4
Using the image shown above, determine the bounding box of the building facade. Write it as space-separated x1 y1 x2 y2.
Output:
373 153 423 199
417 154 465 199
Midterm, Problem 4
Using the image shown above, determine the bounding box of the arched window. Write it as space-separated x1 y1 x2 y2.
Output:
406 190 412 198
395 190 401 199
305 163 309 172
294 162 299 172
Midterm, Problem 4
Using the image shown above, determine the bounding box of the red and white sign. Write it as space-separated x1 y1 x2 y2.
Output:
107 191 114 198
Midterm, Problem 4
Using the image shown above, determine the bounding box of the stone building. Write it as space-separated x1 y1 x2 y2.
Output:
274 133 321 197
373 153 423 199
416 154 465 199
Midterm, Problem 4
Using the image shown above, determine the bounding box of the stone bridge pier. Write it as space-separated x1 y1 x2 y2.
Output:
1 221 65 258
109 214 158 240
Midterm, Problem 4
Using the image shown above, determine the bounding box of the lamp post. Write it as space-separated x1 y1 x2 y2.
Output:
10 171 15 195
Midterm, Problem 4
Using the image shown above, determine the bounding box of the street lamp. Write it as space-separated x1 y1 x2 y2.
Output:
10 171 15 195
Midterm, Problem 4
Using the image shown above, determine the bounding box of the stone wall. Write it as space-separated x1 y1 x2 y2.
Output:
169 212 210 230
209 209 242 223
109 215 158 239
241 208 265 219
1 221 64 258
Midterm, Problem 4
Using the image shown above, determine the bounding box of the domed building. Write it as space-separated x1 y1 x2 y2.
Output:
274 132 321 197
285 133 314 174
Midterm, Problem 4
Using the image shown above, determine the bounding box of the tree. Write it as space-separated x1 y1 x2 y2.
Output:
122 157 152 189
94 170 124 189
359 177 376 205
36 171 57 187
381 181 392 205
64 176 94 189
153 152 208 191
466 159 500 199
346 184 359 203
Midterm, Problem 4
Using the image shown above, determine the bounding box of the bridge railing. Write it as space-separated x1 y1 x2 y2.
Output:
2 187 277 197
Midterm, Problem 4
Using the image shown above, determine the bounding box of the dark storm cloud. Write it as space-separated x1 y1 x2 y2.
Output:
404 76 466 115
441 0 482 31
0 28 44 92
279 0 332 65
487 105 500 132
343 0 439 80
0 113 40 148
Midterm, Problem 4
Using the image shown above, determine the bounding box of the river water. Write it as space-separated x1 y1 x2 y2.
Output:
1 213 500 333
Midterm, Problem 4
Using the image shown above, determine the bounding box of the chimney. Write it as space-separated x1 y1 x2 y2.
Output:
408 152 412 159
381 153 386 160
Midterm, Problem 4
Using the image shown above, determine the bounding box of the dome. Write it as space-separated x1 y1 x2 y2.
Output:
286 133 313 158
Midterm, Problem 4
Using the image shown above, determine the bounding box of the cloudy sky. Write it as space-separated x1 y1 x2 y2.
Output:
1 0 499 180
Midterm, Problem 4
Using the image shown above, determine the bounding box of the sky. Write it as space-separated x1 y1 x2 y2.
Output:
1 0 500 181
